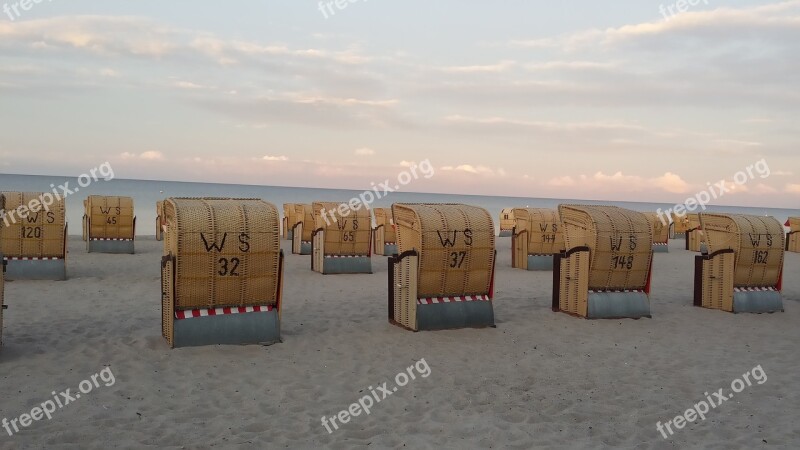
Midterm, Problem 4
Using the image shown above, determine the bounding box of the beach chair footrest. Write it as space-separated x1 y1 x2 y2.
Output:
527 254 555 271
587 291 651 319
416 300 495 331
733 290 783 313
322 256 372 274
4 258 66 281
87 239 135 254
173 308 281 347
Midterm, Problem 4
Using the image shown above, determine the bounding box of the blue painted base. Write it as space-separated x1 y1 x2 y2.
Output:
527 254 554 271
4 259 66 280
652 244 669 253
87 240 134 254
733 291 784 313
173 310 281 347
498 230 512 237
322 256 372 274
299 242 312 255
587 291 651 319
383 244 398 256
416 301 495 331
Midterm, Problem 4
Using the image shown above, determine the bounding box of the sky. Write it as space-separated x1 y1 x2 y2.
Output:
0 0 798 207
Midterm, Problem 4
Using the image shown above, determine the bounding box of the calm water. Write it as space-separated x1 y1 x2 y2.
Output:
0 174 795 235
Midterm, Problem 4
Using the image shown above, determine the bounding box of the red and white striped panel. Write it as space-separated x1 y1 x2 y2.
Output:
4 256 63 261
588 289 645 294
653 242 668 246
175 305 274 320
417 295 491 305
90 238 133 241
325 254 370 258
733 286 778 292
301 240 311 244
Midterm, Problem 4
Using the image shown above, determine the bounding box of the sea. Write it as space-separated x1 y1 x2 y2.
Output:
0 174 796 235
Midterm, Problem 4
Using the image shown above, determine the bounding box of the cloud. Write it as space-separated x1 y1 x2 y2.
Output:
120 151 164 160
440 61 516 73
263 155 288 161
521 1 800 51
753 183 778 194
173 80 206 90
140 151 165 160
99 68 119 77
440 164 504 176
547 176 576 187
354 148 375 156
652 172 691 194
546 171 692 194
786 183 800 194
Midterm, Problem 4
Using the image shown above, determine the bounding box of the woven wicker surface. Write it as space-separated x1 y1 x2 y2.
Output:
0 237 4 344
157 200 165 222
645 213 670 244
163 197 280 309
789 234 800 253
788 217 800 232
1 191 66 258
558 248 589 316
373 207 396 243
499 208 515 231
701 252 734 311
672 212 690 234
513 207 564 255
559 205 653 291
294 204 314 241
283 203 297 228
156 200 165 238
700 213 784 287
687 229 705 251
312 202 371 256
687 213 702 230
393 203 495 298
85 195 134 240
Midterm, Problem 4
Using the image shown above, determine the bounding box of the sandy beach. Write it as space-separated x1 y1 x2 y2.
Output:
0 236 797 449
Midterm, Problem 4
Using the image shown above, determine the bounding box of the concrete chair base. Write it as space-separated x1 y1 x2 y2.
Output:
587 291 651 319
322 256 372 274
4 258 66 280
416 300 495 331
173 309 281 347
527 254 554 271
733 290 784 313
383 244 398 256
87 239 134 254
652 243 669 253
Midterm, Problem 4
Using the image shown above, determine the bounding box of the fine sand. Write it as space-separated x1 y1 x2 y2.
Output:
1 237 798 449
